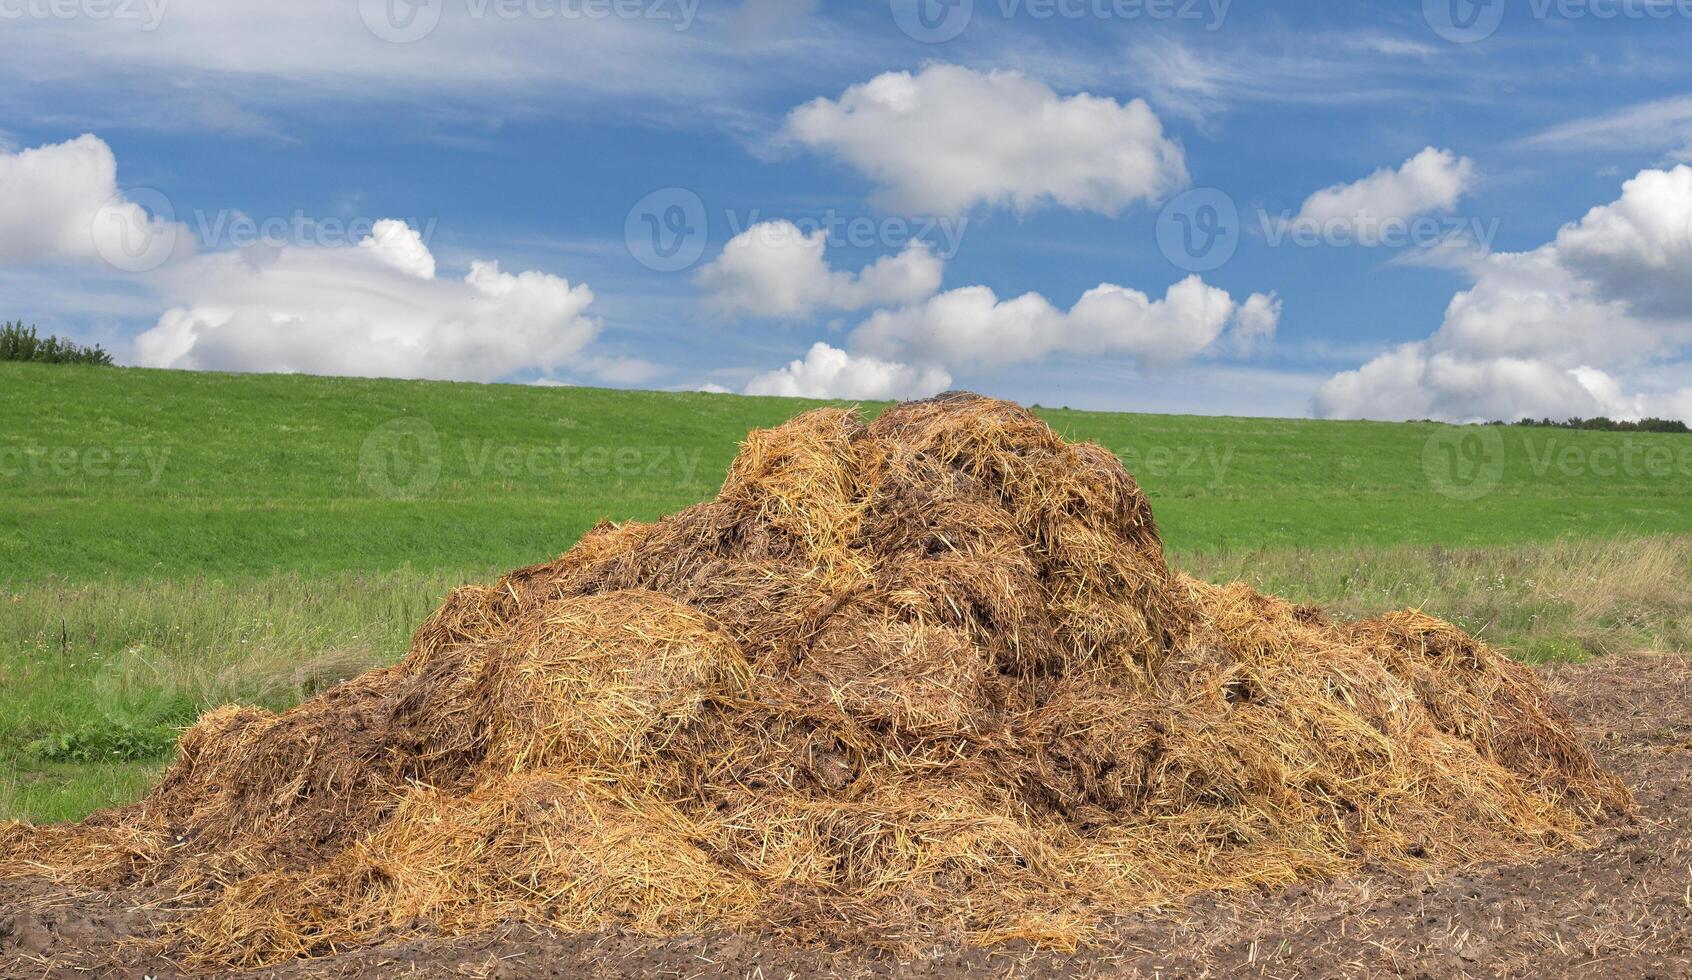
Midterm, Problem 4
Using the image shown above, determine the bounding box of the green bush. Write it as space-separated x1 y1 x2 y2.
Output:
25 718 178 764
0 321 115 366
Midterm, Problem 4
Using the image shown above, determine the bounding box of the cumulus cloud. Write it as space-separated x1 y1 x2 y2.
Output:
1294 147 1474 238
695 220 943 318
743 342 950 400
1315 165 1692 422
0 133 188 269
358 217 437 279
786 64 1187 216
1551 165 1692 317
850 275 1278 370
134 220 601 382
1231 291 1283 354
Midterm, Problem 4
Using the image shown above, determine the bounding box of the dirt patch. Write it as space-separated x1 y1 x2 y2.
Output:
1 653 1685 979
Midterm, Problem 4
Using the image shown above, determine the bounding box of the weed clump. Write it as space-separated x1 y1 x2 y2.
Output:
0 394 1631 968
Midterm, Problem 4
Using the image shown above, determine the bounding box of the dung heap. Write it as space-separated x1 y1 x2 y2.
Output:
0 395 1630 969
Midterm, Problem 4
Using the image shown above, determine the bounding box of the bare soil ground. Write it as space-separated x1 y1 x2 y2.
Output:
4 653 1688 980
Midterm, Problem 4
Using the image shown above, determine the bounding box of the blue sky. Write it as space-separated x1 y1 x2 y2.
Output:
3 0 1692 419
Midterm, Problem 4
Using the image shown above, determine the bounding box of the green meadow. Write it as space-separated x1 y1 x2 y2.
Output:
3 361 1690 822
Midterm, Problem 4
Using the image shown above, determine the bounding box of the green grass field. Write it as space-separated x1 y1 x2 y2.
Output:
7 361 1692 580
4 360 1690 822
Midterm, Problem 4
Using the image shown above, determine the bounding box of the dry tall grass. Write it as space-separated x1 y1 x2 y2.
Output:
1184 535 1692 660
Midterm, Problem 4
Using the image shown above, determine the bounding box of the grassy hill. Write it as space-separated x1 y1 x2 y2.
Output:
3 361 1690 823
5 361 1692 583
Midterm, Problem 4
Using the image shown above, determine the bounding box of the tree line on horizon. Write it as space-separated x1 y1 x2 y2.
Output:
1 321 114 367
1485 415 1689 434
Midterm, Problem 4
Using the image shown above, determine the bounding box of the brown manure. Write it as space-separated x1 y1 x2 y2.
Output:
0 393 1631 968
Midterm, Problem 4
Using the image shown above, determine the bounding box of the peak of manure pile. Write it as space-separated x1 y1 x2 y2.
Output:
1 394 1631 968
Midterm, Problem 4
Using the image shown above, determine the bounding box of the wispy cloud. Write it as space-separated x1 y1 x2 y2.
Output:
1117 32 1467 123
0 1 872 138
1519 95 1692 157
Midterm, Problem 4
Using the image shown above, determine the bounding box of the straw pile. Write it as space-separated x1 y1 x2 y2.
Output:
0 394 1630 968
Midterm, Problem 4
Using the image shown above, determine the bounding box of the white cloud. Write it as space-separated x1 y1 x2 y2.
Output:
786 64 1186 216
850 275 1277 370
1231 291 1282 354
579 355 665 386
0 134 187 269
1315 345 1612 422
1551 164 1692 317
1520 95 1692 154
0 2 799 135
743 342 950 400
1294 147 1474 235
695 220 942 318
358 217 437 279
134 220 600 382
1117 34 1462 124
1316 165 1692 423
